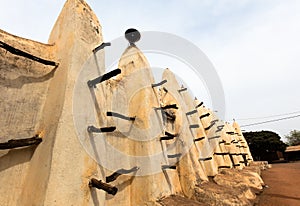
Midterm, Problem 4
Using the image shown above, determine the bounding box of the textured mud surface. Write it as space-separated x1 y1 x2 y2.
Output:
159 195 206 206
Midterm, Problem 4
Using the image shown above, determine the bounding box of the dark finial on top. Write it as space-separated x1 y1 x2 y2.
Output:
125 28 141 45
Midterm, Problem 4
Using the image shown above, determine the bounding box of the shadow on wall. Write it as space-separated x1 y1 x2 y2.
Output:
0 67 57 89
105 174 137 200
90 188 100 206
0 146 35 172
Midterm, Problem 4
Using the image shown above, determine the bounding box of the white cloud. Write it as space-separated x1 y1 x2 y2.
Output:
200 1 300 137
0 0 65 42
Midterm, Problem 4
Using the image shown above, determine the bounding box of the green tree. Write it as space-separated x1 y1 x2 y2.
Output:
243 131 287 161
285 130 300 146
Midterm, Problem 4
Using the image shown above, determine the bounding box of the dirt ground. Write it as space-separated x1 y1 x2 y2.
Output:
159 195 206 206
258 161 300 206
160 163 300 206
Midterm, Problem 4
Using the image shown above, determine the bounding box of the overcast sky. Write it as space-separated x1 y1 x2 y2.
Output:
1 0 299 141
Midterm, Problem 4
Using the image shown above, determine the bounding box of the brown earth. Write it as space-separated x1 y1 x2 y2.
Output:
159 195 206 206
258 162 300 206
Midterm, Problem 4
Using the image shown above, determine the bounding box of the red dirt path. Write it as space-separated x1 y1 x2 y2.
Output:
258 161 300 206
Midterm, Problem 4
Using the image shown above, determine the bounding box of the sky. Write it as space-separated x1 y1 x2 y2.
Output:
1 0 300 141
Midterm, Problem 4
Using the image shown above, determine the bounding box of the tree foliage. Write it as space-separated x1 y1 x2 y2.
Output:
243 130 287 161
285 130 300 146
